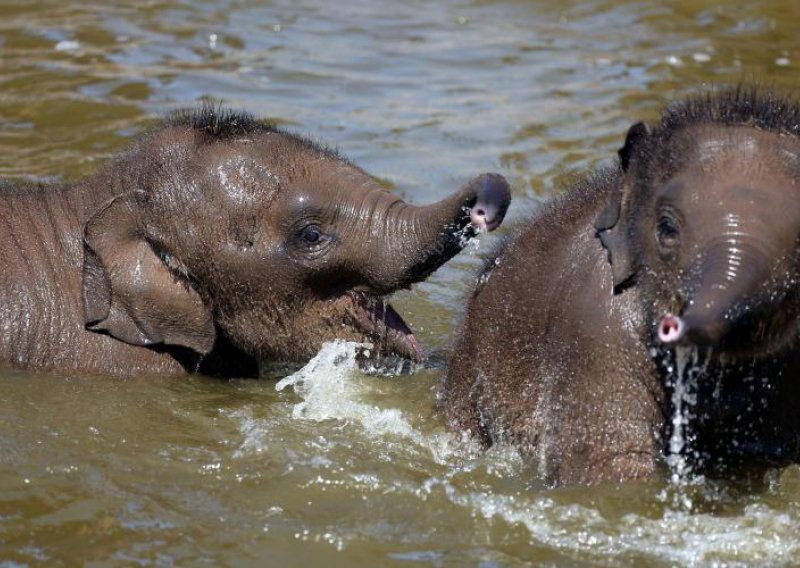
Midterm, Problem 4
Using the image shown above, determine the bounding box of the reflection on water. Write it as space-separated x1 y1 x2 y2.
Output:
1 0 800 565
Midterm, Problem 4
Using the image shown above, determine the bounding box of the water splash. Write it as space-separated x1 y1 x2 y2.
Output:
453 490 800 565
453 215 484 255
661 346 712 510
666 347 697 485
225 340 800 565
276 340 370 418
358 355 421 377
274 340 462 464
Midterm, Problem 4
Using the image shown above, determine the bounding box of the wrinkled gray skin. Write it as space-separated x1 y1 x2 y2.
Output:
0 108 510 378
441 89 800 487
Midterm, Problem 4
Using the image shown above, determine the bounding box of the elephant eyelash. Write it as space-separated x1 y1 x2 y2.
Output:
293 224 329 247
285 222 338 263
299 225 325 245
657 216 679 241
654 203 682 255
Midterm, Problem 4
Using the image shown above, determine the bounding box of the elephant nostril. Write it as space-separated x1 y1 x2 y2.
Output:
470 206 500 233
658 314 684 343
467 173 511 233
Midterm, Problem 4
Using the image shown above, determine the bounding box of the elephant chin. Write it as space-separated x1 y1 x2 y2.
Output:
343 292 425 363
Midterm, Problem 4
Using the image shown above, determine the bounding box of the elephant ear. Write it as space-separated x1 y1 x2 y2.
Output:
595 121 650 293
82 191 216 354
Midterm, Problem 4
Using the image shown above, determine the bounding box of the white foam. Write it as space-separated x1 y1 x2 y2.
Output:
447 490 800 565
275 340 465 464
230 407 271 458
227 341 798 564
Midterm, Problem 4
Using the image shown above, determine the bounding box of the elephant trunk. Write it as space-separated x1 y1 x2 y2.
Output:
364 173 511 292
658 239 774 347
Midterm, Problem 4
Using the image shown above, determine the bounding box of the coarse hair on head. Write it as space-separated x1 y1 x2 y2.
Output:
161 103 347 162
618 85 800 186
658 84 800 137
163 103 275 139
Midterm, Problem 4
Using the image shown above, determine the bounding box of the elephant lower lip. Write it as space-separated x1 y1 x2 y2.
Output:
349 294 424 363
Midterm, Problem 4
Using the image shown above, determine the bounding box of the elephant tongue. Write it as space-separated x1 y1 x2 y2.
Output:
362 298 424 363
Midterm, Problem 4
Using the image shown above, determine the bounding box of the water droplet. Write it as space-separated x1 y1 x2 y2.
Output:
54 40 80 52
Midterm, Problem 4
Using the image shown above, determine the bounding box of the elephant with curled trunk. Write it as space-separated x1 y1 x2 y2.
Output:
0 107 510 377
441 87 800 487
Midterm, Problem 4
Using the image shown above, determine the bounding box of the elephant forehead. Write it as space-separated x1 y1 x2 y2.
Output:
212 154 281 206
653 127 800 209
679 124 800 172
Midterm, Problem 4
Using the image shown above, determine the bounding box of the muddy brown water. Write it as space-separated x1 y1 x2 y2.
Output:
1 1 800 565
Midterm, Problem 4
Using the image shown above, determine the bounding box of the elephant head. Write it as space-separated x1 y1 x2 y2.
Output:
82 107 510 368
596 89 800 357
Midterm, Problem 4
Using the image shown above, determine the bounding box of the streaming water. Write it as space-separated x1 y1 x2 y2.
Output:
661 347 711 512
1 0 800 565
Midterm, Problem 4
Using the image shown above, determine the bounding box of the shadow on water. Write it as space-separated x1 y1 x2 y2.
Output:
1 0 800 565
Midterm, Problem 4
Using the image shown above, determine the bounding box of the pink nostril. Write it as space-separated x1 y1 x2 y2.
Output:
470 208 489 231
658 314 684 343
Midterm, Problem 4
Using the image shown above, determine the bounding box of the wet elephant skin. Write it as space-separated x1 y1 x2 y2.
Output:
441 87 800 487
0 107 510 378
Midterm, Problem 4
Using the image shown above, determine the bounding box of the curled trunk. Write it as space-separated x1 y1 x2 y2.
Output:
362 173 510 292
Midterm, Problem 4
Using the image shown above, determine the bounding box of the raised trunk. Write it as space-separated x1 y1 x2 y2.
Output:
363 173 510 292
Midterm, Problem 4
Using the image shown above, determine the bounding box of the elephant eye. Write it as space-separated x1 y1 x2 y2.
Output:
295 224 335 253
656 215 680 251
301 225 322 244
286 215 337 263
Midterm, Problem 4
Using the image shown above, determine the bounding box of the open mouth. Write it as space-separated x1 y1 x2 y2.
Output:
345 292 424 363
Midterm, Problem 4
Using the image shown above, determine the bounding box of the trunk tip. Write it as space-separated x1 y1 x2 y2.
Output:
658 312 722 346
466 173 511 232
658 314 685 344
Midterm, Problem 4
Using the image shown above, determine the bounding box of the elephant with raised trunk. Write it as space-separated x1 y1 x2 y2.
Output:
0 107 510 377
441 87 800 486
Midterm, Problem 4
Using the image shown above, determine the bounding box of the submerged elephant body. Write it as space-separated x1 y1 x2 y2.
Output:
0 108 510 377
441 88 800 486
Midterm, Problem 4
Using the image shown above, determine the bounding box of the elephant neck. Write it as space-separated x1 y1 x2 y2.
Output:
0 180 157 373
0 182 87 360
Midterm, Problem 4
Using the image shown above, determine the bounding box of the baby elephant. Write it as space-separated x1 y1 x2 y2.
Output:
0 107 510 377
441 87 800 486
